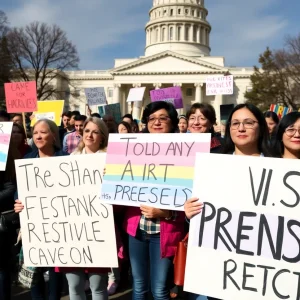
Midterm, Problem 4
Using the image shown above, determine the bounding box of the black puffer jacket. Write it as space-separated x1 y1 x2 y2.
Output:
0 177 17 268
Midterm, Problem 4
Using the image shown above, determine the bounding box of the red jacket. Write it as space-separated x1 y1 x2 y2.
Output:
124 207 185 258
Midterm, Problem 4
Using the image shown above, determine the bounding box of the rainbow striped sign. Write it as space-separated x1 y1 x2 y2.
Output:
0 122 13 171
269 104 292 119
101 133 211 211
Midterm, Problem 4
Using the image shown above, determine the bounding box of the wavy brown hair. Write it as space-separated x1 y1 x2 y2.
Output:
76 117 109 152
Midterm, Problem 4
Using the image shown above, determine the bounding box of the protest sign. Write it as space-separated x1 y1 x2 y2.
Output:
127 87 146 102
0 122 13 171
220 104 235 136
150 87 183 109
101 133 211 210
98 103 122 124
85 87 107 106
5 81 37 113
206 75 233 96
15 154 118 268
185 153 300 300
269 104 291 119
30 100 65 126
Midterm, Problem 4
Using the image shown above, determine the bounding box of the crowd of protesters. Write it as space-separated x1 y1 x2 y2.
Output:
0 100 300 300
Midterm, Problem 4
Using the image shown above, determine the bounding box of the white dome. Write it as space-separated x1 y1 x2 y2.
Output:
145 0 211 57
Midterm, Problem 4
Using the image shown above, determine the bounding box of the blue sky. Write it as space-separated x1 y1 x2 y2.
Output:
2 0 299 70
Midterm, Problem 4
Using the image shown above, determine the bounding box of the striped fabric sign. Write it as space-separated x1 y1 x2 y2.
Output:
269 104 292 119
101 133 211 211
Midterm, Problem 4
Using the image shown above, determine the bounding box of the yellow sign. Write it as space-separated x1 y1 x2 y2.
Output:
31 100 65 126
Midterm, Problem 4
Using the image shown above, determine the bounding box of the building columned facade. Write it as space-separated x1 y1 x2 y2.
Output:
62 0 253 123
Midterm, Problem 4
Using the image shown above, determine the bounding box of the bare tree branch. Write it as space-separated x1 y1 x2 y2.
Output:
245 38 300 111
6 21 79 100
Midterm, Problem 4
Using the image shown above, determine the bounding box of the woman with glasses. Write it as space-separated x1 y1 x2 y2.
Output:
187 103 223 153
184 103 271 300
57 117 110 300
123 101 185 300
272 112 300 159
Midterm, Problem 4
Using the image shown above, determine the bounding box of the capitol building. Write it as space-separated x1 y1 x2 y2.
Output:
62 0 253 123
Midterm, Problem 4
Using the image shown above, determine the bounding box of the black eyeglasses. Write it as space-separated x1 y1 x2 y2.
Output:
147 116 170 124
285 128 300 137
230 119 258 130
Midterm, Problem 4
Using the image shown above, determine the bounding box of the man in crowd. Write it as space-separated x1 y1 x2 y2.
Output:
63 114 87 154
122 114 133 125
70 111 80 128
11 114 23 125
103 114 117 133
59 111 72 144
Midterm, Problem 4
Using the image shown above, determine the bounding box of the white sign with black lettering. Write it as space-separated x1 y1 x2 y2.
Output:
185 153 300 300
15 154 118 268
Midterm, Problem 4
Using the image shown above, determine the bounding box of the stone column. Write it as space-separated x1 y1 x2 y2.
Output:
183 23 186 41
158 26 161 42
132 83 142 120
199 26 202 43
113 83 121 104
207 29 210 46
214 94 223 125
202 27 206 45
153 83 162 90
194 83 203 103
196 26 200 43
189 24 193 41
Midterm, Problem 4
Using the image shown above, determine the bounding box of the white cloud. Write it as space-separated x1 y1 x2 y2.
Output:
6 0 149 69
207 0 288 66
6 0 288 69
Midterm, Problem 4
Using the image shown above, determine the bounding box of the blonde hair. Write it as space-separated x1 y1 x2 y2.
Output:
76 117 108 153
32 119 61 150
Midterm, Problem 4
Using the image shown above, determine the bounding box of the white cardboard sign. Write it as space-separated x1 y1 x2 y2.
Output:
36 112 55 121
185 153 300 300
101 133 211 211
127 87 146 102
85 87 107 106
15 153 118 268
206 75 233 96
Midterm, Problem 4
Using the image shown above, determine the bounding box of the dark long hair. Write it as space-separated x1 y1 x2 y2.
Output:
222 103 271 156
142 101 178 133
118 121 132 133
272 112 300 157
264 111 279 124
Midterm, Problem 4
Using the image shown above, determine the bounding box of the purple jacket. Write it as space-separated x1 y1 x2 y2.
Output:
123 207 185 258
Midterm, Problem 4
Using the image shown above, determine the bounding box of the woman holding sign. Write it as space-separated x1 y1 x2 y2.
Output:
0 146 21 300
59 116 110 300
272 112 300 159
14 119 67 300
185 103 271 300
124 101 185 300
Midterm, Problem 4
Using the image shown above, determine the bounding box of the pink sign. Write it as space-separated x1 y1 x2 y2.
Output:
0 134 10 145
150 87 183 109
5 81 37 113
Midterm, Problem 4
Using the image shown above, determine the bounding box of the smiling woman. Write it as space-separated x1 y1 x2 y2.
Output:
14 119 67 300
125 101 185 300
272 112 300 159
61 116 111 300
